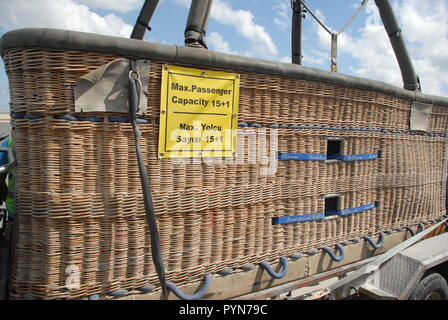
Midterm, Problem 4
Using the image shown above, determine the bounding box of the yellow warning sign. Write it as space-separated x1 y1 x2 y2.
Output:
158 65 240 158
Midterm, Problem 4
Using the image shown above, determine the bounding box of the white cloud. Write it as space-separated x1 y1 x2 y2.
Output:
175 0 278 60
311 7 402 86
309 0 448 96
303 49 328 67
0 0 133 38
273 1 290 32
78 0 143 13
278 56 291 63
395 0 448 95
210 0 278 59
206 32 237 55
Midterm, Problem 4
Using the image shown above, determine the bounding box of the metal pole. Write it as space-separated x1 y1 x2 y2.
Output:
130 0 160 40
291 0 303 65
184 0 214 48
374 0 420 91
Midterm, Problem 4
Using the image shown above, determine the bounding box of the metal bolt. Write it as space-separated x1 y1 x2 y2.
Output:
161 110 166 114
236 74 240 78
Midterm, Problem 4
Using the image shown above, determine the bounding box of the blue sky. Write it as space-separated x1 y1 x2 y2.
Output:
1 0 447 113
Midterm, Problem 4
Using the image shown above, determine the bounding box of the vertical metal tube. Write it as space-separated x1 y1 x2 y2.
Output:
184 0 214 48
291 0 303 65
130 0 160 40
374 0 420 91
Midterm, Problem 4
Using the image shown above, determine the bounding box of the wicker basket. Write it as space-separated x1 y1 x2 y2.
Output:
2 46 448 299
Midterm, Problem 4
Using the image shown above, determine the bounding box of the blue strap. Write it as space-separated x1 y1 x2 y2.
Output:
277 152 378 162
24 114 44 120
260 257 288 279
278 152 326 161
273 203 375 225
109 117 130 123
336 153 378 161
11 112 25 119
363 232 385 249
54 115 78 121
78 116 104 122
166 273 212 300
272 212 325 224
326 202 376 217
323 243 345 262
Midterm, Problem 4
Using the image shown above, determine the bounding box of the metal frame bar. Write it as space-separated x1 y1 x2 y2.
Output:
130 0 160 40
374 0 420 91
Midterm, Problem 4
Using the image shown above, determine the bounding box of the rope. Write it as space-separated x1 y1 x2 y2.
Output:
336 0 369 36
299 0 369 72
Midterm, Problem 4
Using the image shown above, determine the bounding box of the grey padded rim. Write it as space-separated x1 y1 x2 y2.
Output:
1 28 448 107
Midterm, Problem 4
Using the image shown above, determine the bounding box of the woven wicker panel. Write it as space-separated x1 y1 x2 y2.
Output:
376 182 446 231
5 48 448 133
428 105 448 135
377 133 447 188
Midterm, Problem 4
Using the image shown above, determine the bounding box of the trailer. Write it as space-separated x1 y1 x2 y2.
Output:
0 0 447 301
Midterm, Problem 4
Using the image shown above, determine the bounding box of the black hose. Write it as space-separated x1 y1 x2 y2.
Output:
128 61 167 299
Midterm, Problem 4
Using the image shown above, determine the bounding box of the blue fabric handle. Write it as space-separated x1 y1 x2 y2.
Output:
323 243 345 262
277 152 378 162
278 152 327 161
166 273 212 300
260 257 288 279
336 153 378 161
272 212 325 224
326 202 376 217
273 203 375 225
